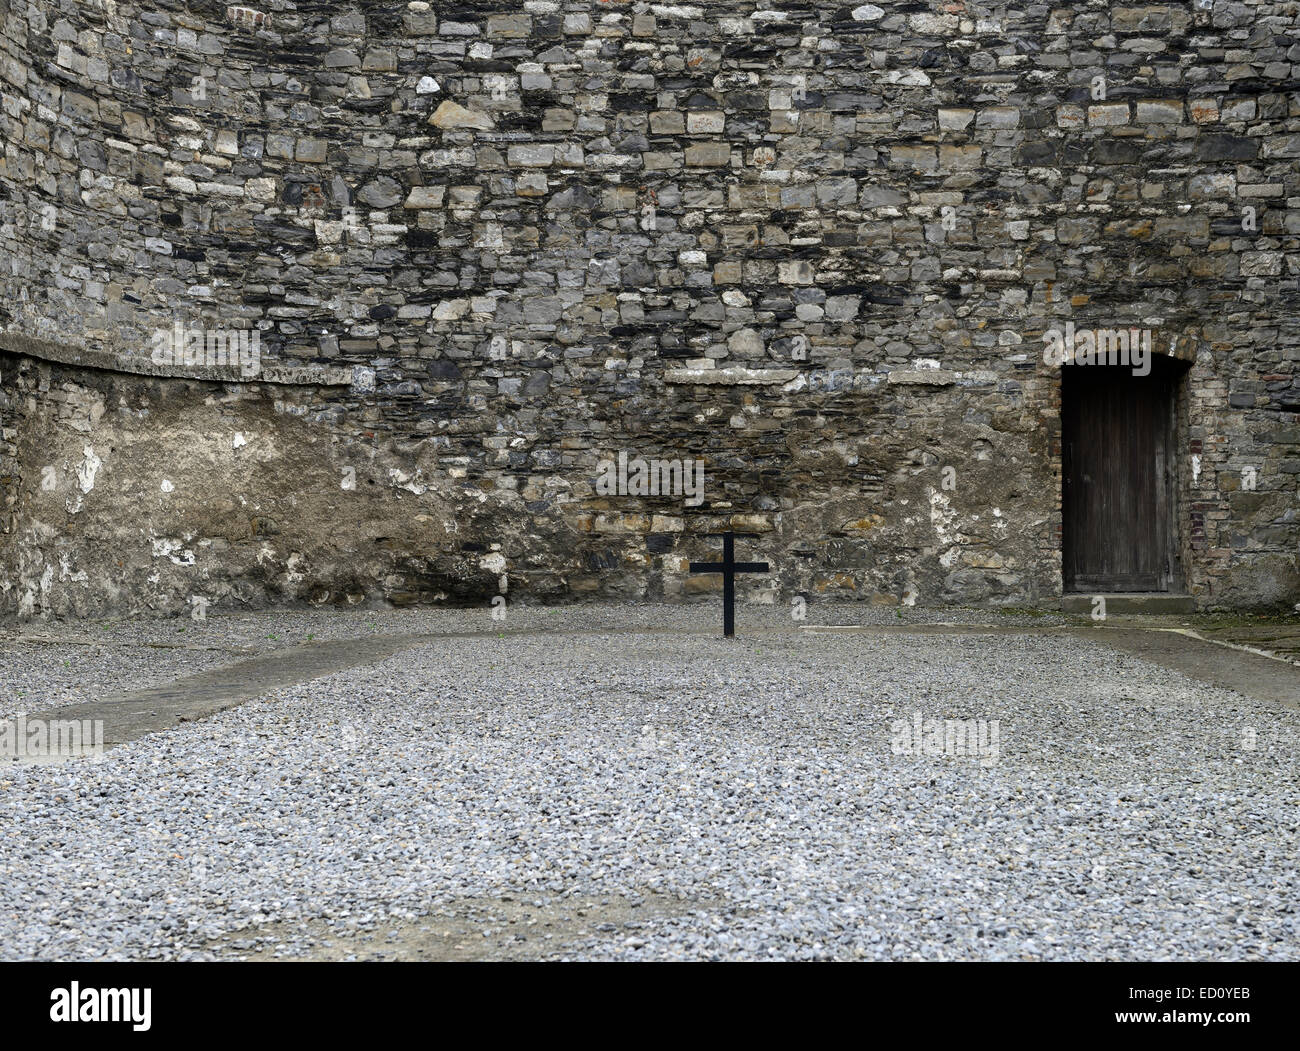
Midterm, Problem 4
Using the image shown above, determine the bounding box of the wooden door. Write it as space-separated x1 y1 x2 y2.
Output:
1062 360 1180 592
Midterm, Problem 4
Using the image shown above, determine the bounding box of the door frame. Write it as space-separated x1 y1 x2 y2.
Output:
1060 355 1188 594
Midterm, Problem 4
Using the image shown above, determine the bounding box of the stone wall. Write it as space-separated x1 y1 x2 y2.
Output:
1 0 1298 617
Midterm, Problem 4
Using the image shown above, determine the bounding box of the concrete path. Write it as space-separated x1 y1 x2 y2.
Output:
13 632 433 753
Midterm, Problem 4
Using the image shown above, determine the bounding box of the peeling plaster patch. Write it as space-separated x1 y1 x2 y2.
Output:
939 546 962 568
58 554 88 583
151 538 196 565
388 468 427 495
928 488 960 546
1192 454 1202 485
233 432 248 448
480 552 507 575
66 448 102 513
161 479 175 492
76 446 102 493
40 466 57 491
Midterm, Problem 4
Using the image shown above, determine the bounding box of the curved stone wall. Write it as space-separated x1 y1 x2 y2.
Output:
1 0 1298 616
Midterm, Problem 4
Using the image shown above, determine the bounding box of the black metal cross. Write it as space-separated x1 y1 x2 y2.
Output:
688 532 770 637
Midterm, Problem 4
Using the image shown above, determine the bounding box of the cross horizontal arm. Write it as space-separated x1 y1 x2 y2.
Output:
688 562 725 572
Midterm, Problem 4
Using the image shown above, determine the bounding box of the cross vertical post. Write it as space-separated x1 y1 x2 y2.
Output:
722 532 735 637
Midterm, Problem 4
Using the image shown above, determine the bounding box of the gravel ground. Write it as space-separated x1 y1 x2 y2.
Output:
0 600 1072 721
1 607 1296 961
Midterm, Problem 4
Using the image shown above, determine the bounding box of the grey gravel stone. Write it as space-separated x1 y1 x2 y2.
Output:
0 604 1296 961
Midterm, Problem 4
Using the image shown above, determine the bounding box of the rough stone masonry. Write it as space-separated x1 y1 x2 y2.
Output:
0 0 1297 618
